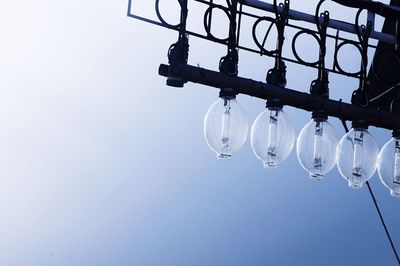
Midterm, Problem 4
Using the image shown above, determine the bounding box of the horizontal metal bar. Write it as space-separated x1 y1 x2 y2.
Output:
127 14 372 78
239 0 397 44
234 4 378 48
128 2 377 49
127 14 174 29
332 0 400 19
159 63 400 130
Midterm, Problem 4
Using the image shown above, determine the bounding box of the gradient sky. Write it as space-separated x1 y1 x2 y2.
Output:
0 0 399 265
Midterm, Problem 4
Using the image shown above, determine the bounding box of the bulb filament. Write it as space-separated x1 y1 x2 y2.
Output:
394 139 400 192
312 121 323 178
352 130 364 184
221 99 231 155
267 109 278 167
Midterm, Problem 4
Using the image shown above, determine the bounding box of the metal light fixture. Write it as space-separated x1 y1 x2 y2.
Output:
138 0 400 190
250 0 295 168
203 0 248 159
296 4 339 180
129 0 400 261
337 14 379 189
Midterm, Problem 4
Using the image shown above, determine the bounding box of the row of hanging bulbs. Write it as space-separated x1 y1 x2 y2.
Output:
203 95 400 198
202 2 400 198
203 11 397 197
161 0 400 197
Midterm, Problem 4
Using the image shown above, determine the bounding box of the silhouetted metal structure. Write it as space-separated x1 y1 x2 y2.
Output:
128 0 400 129
128 0 400 263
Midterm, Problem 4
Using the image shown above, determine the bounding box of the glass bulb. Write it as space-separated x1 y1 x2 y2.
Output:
337 128 379 189
251 107 295 168
296 118 339 180
204 96 248 159
377 136 400 197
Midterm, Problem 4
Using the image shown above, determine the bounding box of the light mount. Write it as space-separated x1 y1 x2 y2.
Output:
128 0 400 261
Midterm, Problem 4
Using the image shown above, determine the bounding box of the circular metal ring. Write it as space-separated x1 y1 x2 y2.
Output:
203 5 231 43
252 16 278 56
334 40 363 77
155 0 182 29
291 29 321 67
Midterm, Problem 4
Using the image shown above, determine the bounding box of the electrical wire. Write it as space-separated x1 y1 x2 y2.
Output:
369 81 400 103
340 119 400 265
365 182 400 265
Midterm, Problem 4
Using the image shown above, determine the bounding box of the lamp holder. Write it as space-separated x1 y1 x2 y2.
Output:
351 88 369 129
219 0 239 96
219 87 237 98
350 10 374 129
166 0 189 88
356 10 373 91
264 0 289 109
266 0 289 88
273 0 289 69
266 98 283 109
129 0 400 129
309 1 330 120
266 61 287 88
167 34 189 87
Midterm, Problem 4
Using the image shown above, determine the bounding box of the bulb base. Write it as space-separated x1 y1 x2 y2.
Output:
217 153 231 160
390 189 400 198
219 88 237 99
310 173 324 181
392 129 400 138
263 161 278 168
266 98 283 109
166 76 185 88
348 181 363 189
351 120 368 129
311 112 327 122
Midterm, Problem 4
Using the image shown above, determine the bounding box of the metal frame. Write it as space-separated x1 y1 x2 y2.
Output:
128 1 400 262
128 0 399 78
127 0 400 128
159 63 400 130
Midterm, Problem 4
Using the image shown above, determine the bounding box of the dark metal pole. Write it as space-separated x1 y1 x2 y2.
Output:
332 0 400 19
239 0 397 44
159 63 400 130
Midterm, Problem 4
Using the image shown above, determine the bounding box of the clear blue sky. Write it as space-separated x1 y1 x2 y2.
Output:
0 0 398 265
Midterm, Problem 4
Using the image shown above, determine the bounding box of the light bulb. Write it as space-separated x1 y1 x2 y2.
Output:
296 118 339 180
377 136 400 197
337 127 379 189
251 107 295 168
204 96 248 159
